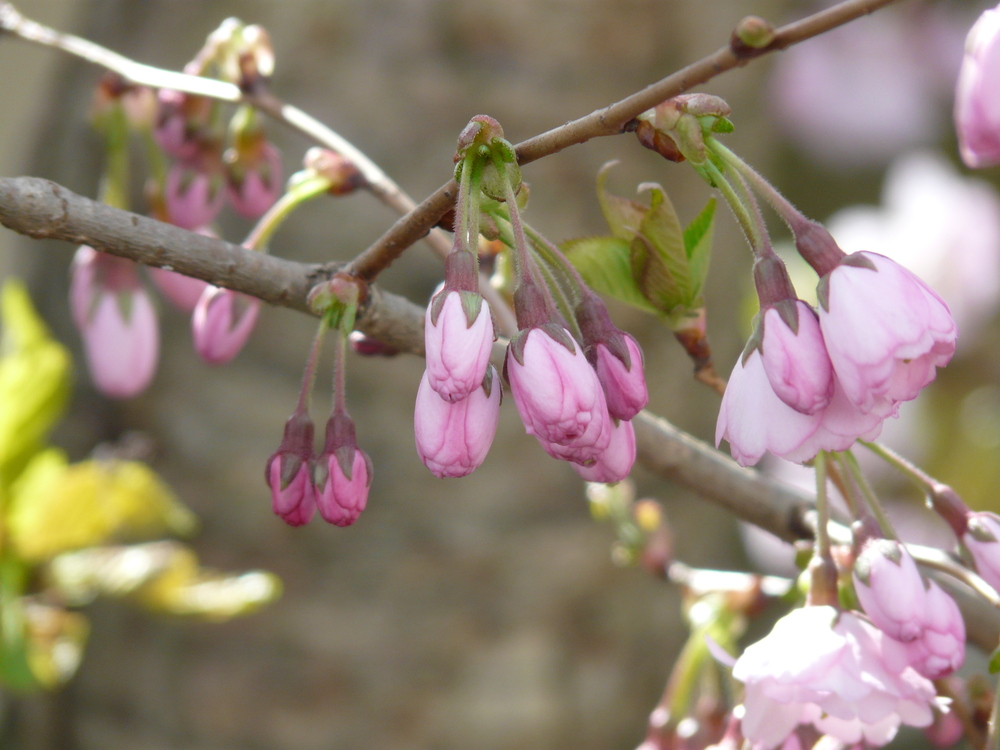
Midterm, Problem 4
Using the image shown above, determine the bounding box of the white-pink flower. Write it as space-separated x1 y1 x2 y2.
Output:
414 367 500 478
956 4 1000 168
424 289 495 403
715 350 882 467
70 246 159 399
734 606 940 749
818 252 957 418
507 325 611 465
963 511 1000 592
759 302 834 415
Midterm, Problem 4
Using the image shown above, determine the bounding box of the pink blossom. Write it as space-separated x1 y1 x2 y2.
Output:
853 539 927 642
414 367 500 478
316 448 371 527
572 418 635 484
227 141 283 219
818 252 957 418
164 162 226 230
265 410 316 527
424 289 495 403
759 302 833 415
716 350 882 467
962 511 1000 592
901 581 966 679
70 246 159 399
734 606 939 749
506 325 611 465
154 89 206 161
594 334 648 421
956 5 1000 168
191 286 260 365
147 267 210 312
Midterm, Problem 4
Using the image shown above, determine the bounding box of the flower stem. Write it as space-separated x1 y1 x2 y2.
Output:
332 321 347 415
296 317 327 413
814 451 832 561
697 158 761 253
840 450 898 540
244 174 333 251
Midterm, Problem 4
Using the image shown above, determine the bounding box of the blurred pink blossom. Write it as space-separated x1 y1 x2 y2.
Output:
955 3 1000 167
191 286 260 365
70 246 159 399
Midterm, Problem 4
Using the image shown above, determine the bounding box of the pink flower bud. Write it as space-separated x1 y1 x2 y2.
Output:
147 267 210 312
226 141 283 219
424 289 495 403
924 704 964 748
164 161 226 230
572 418 636 484
414 367 500 478
191 286 260 365
70 246 159 399
506 325 611 465
759 302 833 415
853 539 927 643
956 5 1000 168
154 89 211 161
315 413 372 527
818 252 957 418
594 335 648 421
963 511 1000 592
264 411 316 527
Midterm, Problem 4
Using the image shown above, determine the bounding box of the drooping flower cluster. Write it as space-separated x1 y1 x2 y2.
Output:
717 226 956 467
414 116 646 483
266 280 373 527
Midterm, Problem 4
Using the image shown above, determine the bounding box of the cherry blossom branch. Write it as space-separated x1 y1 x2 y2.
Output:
344 0 905 282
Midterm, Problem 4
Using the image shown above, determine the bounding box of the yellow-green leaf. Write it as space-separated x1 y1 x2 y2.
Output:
562 236 659 315
0 281 71 484
8 456 197 562
24 602 88 688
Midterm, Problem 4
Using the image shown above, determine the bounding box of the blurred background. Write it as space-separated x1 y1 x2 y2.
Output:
0 0 995 748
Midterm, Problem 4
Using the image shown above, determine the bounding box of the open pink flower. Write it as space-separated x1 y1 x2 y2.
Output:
716 350 882 467
818 252 957 418
956 4 1000 168
424 289 495 403
594 334 648 421
759 302 833 415
572 418 636 484
734 606 939 749
70 246 159 399
414 367 500 478
191 286 260 365
506 325 611 465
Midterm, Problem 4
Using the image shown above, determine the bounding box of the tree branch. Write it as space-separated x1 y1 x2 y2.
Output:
344 0 904 282
0 175 812 541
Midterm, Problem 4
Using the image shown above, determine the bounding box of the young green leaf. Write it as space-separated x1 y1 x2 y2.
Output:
561 236 659 315
683 198 716 296
596 162 647 241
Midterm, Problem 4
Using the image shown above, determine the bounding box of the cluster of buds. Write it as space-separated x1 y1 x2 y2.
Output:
266 277 372 527
154 22 282 230
414 117 647 483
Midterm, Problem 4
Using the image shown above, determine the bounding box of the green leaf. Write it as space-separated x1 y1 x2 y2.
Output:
0 557 37 690
0 281 71 484
561 236 659 315
633 183 693 308
683 198 716 296
596 162 647 241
